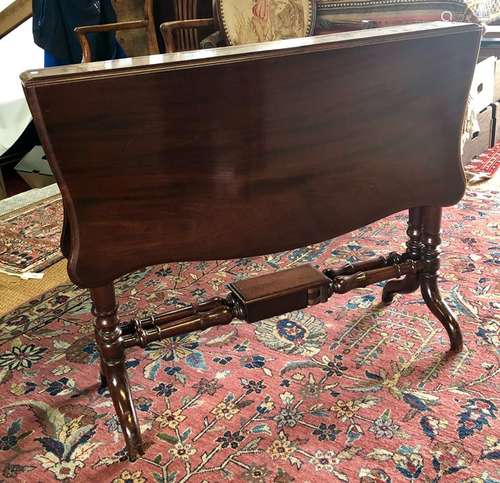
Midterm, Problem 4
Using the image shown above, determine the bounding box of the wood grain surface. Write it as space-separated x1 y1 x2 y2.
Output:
22 22 481 288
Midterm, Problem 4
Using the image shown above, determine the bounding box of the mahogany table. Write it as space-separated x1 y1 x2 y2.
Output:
21 21 481 460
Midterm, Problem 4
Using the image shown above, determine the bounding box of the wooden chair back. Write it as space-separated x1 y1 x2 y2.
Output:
21 23 480 289
163 0 205 52
75 0 159 62
161 17 217 52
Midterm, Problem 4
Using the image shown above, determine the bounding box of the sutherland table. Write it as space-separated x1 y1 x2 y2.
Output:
21 22 481 460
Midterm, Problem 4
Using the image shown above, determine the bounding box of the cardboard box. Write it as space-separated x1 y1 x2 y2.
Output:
470 57 495 114
495 58 500 101
15 146 55 189
462 104 494 166
493 101 500 144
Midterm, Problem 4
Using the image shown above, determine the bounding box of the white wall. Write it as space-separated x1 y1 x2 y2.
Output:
0 3 44 155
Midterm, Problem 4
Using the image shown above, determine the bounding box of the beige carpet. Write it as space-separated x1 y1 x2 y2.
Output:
0 258 69 316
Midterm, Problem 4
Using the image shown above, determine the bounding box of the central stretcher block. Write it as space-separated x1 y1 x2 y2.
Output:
228 264 331 322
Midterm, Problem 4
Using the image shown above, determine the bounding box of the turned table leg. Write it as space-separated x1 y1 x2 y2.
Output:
99 359 107 389
419 206 463 353
60 210 71 259
382 207 422 304
91 285 144 460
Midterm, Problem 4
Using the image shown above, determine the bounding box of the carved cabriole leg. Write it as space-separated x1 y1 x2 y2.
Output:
419 207 463 353
382 207 423 304
60 210 71 259
99 359 107 388
91 285 144 461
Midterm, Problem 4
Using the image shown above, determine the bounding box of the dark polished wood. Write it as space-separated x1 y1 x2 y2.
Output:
419 206 463 352
114 251 419 352
382 207 423 303
229 264 331 322
91 285 144 460
331 259 422 294
21 23 480 459
22 23 480 289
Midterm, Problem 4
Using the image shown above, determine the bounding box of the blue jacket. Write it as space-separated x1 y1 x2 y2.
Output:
32 0 120 64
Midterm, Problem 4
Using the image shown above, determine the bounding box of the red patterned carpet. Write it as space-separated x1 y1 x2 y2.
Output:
466 142 500 179
0 190 498 482
0 193 63 276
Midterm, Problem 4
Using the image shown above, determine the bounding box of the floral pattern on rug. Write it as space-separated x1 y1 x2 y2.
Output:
0 190 498 482
0 195 63 275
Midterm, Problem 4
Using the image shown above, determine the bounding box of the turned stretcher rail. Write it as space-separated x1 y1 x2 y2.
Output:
120 252 428 349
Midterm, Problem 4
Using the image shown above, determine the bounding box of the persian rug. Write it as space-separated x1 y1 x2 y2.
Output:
0 189 498 482
0 193 63 276
466 142 500 182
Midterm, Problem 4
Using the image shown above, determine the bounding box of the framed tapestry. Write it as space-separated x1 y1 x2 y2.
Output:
216 0 316 46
